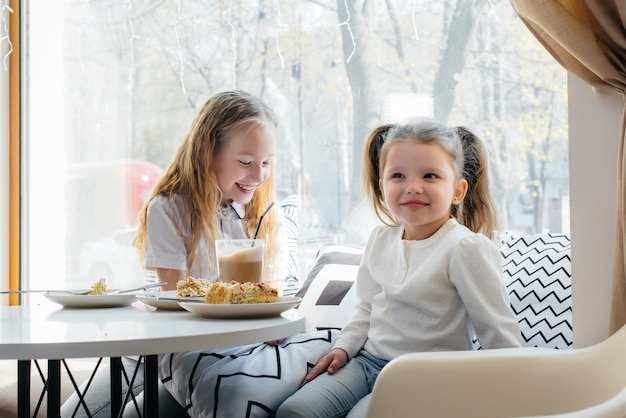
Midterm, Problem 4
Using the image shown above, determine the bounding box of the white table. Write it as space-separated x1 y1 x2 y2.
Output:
0 301 306 417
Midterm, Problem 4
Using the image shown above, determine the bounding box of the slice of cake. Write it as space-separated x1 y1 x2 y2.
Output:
88 278 108 295
177 276 212 297
205 281 279 304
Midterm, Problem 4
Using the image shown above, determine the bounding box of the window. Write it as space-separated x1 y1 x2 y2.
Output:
21 0 567 295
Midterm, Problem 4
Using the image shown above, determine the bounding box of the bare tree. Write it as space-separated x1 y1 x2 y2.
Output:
336 0 382 206
433 0 489 122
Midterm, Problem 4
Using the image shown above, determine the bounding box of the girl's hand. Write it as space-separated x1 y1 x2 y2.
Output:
300 348 348 386
155 268 186 291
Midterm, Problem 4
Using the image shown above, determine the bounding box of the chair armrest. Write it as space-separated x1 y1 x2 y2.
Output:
366 326 626 418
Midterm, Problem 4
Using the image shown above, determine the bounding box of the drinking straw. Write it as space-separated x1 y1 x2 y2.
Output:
252 201 275 241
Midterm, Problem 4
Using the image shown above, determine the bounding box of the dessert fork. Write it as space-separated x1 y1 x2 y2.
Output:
0 282 166 295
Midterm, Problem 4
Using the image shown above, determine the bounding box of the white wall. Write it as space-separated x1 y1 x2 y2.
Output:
569 74 624 347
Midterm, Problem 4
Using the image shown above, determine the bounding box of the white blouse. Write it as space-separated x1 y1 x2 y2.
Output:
334 219 522 360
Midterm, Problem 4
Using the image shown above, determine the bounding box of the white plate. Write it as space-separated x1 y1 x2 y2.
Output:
44 291 137 309
179 296 302 319
136 291 204 311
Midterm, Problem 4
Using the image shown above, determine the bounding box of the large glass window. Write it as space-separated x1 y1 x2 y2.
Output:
24 0 568 294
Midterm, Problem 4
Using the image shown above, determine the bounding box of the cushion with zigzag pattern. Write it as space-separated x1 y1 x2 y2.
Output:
498 232 572 349
159 329 339 417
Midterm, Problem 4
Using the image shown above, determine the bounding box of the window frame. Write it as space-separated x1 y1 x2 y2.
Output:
3 0 21 305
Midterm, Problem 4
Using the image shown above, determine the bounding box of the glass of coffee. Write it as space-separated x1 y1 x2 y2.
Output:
216 239 265 283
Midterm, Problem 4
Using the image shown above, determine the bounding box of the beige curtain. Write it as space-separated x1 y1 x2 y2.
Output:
508 0 626 334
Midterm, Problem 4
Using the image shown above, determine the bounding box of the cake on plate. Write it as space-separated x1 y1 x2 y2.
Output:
88 278 108 295
177 277 212 297
205 281 278 304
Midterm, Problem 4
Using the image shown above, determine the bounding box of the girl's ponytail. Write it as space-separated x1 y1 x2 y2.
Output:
453 127 500 240
363 124 397 225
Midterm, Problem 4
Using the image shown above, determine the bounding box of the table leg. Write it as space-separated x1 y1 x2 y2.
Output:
110 357 123 417
47 360 61 418
143 355 159 417
17 360 31 418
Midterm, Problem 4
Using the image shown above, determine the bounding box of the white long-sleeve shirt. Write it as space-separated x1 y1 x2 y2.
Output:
334 219 521 360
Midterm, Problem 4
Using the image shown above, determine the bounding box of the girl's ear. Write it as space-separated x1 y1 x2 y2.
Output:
452 179 468 205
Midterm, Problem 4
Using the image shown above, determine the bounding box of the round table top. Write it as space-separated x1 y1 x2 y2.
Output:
0 301 307 360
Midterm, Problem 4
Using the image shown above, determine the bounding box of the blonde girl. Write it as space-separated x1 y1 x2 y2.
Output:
134 89 284 289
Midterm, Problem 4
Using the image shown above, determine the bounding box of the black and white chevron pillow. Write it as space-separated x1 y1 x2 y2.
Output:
159 329 339 417
499 233 572 349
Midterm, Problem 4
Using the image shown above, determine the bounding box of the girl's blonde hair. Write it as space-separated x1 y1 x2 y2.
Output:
453 126 500 239
134 90 281 278
362 124 397 224
362 121 500 240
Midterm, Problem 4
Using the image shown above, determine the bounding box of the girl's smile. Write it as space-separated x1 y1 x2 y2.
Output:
213 124 276 205
236 183 256 193
400 199 428 208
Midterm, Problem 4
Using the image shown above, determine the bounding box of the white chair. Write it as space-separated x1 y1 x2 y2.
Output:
365 324 626 418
